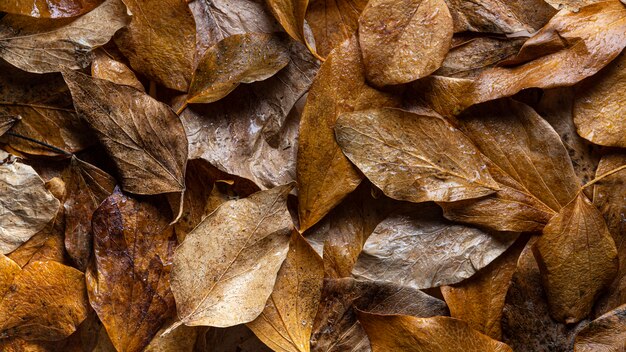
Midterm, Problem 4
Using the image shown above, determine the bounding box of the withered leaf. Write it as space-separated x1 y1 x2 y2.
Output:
206 325 273 352
247 232 324 352
188 33 290 104
358 0 453 86
0 259 89 341
64 156 115 270
0 150 59 254
574 303 626 352
305 0 368 58
182 39 317 190
0 254 20 297
86 190 177 352
0 0 103 18
265 0 314 55
441 237 526 340
357 312 513 352
440 99 579 232
533 192 618 323
144 322 206 352
115 0 196 91
91 49 145 91
63 69 188 195
310 278 448 352
352 205 518 289
335 108 499 203
297 35 399 232
573 52 626 148
171 184 294 327
0 0 129 73
0 115 18 137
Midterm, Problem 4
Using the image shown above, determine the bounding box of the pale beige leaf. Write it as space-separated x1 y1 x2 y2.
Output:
91 49 144 91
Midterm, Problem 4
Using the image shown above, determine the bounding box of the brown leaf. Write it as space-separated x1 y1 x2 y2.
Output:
91 49 145 91
358 0 453 86
0 150 59 254
544 0 603 11
357 312 513 352
444 0 556 33
440 99 579 232
63 69 188 195
0 0 103 18
188 33 290 104
115 0 196 91
206 325 273 352
305 0 368 58
0 115 18 137
171 184 294 327
64 156 115 270
352 205 517 289
182 39 317 189
86 190 177 352
533 192 618 323
265 0 312 53
573 52 626 148
0 259 89 341
310 278 448 352
441 237 526 340
335 108 499 203
144 321 206 352
247 232 324 352
0 0 129 73
297 35 400 231
574 303 626 352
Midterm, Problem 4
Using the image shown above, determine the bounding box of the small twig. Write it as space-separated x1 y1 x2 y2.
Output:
4 132 72 156
580 164 626 192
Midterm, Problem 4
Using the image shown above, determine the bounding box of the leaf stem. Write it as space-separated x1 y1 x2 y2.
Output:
176 101 188 115
580 164 626 191
4 132 72 156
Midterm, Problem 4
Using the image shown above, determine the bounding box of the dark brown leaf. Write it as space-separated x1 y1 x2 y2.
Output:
0 0 103 18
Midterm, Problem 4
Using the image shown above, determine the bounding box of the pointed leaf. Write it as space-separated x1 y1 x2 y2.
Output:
574 303 626 352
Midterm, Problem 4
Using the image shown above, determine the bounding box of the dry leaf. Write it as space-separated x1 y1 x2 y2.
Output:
335 108 499 203
305 0 368 57
310 278 448 352
0 259 89 341
358 0 453 86
574 303 626 352
206 325 273 352
247 232 324 352
573 52 626 148
0 0 129 73
63 69 188 195
144 321 206 352
533 192 618 323
297 35 399 232
0 0 103 18
0 115 18 137
265 0 311 52
171 184 294 327
352 206 517 289
91 49 144 91
115 0 196 91
441 237 526 340
86 190 177 352
64 156 115 270
188 33 290 104
357 312 513 352
0 150 59 254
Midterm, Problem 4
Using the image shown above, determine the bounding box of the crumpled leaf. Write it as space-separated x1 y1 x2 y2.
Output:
310 278 448 352
305 0 368 58
441 237 526 340
115 0 196 91
574 303 626 352
171 184 294 327
440 99 579 232
0 259 89 341
182 39 318 190
444 0 556 33
63 69 188 195
335 108 499 204
357 312 513 352
64 156 115 270
297 35 399 232
91 49 144 91
573 52 626 148
358 0 453 86
86 189 177 352
0 150 59 254
0 0 129 73
533 192 618 323
188 33 290 104
247 232 324 352
0 0 103 18
352 205 518 289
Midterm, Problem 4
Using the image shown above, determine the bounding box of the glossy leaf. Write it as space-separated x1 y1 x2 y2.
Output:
306 0 368 57
0 0 103 18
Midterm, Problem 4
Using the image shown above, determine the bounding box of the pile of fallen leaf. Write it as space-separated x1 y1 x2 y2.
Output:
0 0 625 350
